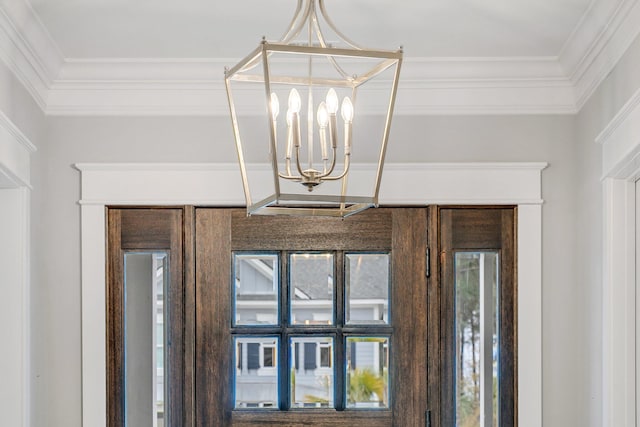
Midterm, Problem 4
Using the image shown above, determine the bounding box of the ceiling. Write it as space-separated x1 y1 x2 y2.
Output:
29 0 590 58
2 0 639 115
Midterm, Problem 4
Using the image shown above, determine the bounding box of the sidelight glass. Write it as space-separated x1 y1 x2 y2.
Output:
454 252 499 427
233 253 279 326
345 337 389 408
124 252 168 427
289 253 334 325
345 253 390 324
290 337 335 408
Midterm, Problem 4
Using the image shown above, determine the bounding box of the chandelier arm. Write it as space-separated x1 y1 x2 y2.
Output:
278 0 305 41
317 145 338 178
319 154 350 181
278 172 303 180
318 0 365 50
311 10 352 80
294 146 310 179
281 0 313 44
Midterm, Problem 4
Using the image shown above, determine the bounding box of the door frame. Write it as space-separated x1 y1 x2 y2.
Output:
598 87 640 427
0 112 36 427
76 162 546 427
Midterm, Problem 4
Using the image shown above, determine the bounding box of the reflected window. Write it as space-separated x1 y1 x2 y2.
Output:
290 253 334 325
124 252 167 426
346 337 389 409
345 253 390 324
454 252 499 427
234 337 279 408
233 254 279 326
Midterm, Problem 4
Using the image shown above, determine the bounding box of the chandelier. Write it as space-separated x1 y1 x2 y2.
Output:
225 0 402 217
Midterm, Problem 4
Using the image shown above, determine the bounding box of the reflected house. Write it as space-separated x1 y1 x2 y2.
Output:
234 254 390 408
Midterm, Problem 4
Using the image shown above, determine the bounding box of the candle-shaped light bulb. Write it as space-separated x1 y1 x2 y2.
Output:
341 97 354 123
270 92 279 121
288 88 301 113
317 102 329 128
326 88 339 114
318 102 329 165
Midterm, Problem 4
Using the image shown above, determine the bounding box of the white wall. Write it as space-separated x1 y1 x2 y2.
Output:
574 30 640 427
0 54 42 427
0 188 29 427
32 112 579 426
0 60 44 146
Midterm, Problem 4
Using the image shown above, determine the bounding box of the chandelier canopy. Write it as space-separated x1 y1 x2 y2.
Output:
225 0 402 217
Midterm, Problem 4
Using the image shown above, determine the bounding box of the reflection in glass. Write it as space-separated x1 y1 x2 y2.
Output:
290 253 334 325
345 253 390 324
124 252 167 427
346 337 389 408
234 254 279 326
234 337 279 408
290 337 335 408
454 252 499 427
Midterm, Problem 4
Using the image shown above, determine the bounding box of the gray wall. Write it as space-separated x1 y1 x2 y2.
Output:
571 30 640 427
31 112 580 425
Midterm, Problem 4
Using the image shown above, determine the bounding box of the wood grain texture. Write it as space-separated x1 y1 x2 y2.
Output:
197 207 421 425
231 410 392 426
426 206 442 425
106 207 185 427
439 207 517 427
184 206 196 427
195 208 233 426
391 208 429 427
231 208 392 251
106 209 124 427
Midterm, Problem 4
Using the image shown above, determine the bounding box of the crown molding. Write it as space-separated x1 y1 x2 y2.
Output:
0 111 36 188
0 0 64 110
2 0 640 116
559 0 640 109
46 57 577 116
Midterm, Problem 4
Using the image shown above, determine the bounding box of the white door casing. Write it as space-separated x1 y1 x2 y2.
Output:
597 87 640 427
76 161 546 427
0 112 35 427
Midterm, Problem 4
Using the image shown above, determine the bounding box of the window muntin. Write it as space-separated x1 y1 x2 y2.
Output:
232 251 392 411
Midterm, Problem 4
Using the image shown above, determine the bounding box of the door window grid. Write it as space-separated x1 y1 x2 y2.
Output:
231 251 392 411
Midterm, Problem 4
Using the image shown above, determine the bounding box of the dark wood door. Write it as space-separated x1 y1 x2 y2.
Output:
194 208 430 427
106 206 516 427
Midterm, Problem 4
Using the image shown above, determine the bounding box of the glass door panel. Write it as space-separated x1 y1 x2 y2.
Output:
124 252 169 427
454 252 499 427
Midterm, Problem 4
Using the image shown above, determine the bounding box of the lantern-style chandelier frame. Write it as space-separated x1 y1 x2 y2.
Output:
225 0 402 217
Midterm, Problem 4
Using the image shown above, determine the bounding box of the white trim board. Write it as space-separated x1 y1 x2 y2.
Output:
599 82 640 427
1 0 640 115
0 113 33 427
77 161 546 427
47 58 576 116
0 112 36 188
